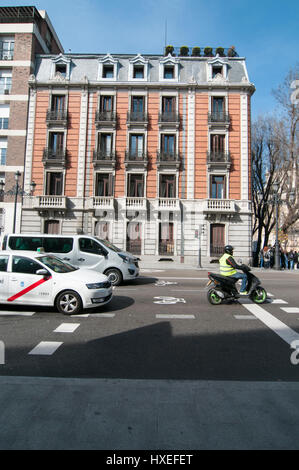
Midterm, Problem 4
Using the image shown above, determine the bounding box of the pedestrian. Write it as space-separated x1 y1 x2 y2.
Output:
288 250 295 270
264 247 270 269
295 251 299 269
270 247 275 269
259 248 264 268
284 250 289 269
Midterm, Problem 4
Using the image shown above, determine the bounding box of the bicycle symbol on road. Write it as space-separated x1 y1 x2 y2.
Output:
153 296 186 305
155 280 178 286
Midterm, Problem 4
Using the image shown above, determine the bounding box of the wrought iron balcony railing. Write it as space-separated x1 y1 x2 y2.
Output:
208 112 230 125
93 149 116 162
157 151 180 162
46 110 68 126
95 110 117 125
158 112 180 125
127 111 148 124
125 151 148 163
42 147 67 166
207 151 231 164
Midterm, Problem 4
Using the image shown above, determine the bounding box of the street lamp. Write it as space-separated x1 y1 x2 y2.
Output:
272 181 280 270
0 171 36 234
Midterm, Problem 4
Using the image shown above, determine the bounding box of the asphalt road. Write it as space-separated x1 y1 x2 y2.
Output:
1 268 299 381
1 267 299 450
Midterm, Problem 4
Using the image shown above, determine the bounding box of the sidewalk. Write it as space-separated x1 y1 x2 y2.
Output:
138 258 299 273
1 375 299 449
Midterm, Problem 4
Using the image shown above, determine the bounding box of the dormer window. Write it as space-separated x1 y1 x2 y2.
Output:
159 54 179 82
98 54 118 81
129 55 148 81
212 66 223 78
207 57 228 81
133 65 144 79
164 66 174 79
103 65 114 78
51 54 71 80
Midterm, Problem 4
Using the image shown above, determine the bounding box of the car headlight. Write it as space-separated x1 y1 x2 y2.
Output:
118 253 134 264
86 281 111 289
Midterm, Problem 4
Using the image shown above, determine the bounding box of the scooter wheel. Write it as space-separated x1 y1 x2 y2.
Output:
207 288 223 305
250 287 267 304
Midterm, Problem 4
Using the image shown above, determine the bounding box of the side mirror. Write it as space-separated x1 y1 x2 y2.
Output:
36 268 49 276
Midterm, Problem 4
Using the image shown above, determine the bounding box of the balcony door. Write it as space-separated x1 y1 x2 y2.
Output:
45 172 63 195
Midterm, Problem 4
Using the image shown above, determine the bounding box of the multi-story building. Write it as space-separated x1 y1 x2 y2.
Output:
0 5 63 234
21 47 255 265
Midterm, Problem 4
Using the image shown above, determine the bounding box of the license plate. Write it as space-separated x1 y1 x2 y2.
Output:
206 280 212 287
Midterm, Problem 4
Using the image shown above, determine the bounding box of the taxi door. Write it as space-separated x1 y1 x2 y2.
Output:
0 254 10 302
8 255 53 306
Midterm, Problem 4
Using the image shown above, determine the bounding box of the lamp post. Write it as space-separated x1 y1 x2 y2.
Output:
0 172 36 234
272 181 280 270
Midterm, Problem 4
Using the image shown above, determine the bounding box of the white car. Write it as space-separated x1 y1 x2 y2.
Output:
0 251 113 315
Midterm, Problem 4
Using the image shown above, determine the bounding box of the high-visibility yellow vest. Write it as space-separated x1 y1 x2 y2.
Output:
219 253 237 276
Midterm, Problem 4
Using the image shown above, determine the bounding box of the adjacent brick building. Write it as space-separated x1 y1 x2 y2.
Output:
21 48 255 265
0 6 63 233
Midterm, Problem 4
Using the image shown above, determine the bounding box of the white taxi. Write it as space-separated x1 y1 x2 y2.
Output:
0 251 113 315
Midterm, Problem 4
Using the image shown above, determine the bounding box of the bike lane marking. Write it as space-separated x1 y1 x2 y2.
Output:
240 301 299 347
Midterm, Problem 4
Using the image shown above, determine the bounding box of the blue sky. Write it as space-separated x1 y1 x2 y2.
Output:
4 0 299 119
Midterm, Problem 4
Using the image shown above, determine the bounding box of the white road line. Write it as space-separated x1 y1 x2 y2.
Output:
240 302 299 346
281 307 299 314
0 311 36 316
234 315 257 320
89 313 115 318
156 314 195 319
54 323 80 333
269 299 288 304
28 341 63 356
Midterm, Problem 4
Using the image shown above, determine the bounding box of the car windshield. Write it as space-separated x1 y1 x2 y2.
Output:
95 238 122 253
37 255 78 273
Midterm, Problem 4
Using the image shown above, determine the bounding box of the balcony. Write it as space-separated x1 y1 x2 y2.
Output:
46 110 68 127
158 197 180 211
87 196 114 211
127 111 148 128
208 112 230 128
203 199 236 213
125 151 148 169
158 112 180 129
156 151 181 170
42 147 67 167
207 151 231 170
30 195 67 211
95 110 117 128
92 149 116 168
126 197 147 211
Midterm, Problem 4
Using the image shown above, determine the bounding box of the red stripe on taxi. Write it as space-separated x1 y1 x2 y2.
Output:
7 276 52 302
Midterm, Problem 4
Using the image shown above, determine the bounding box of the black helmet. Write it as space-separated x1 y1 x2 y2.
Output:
224 245 234 255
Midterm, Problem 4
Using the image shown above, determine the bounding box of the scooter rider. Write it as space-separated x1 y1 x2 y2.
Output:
219 245 248 295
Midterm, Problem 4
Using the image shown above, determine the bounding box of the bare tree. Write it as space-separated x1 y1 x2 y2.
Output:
272 64 299 232
251 116 282 265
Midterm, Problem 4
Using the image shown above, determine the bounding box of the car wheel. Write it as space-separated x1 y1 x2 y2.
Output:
56 290 83 315
104 268 123 286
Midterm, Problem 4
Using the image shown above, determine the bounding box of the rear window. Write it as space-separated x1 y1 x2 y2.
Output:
8 236 73 254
